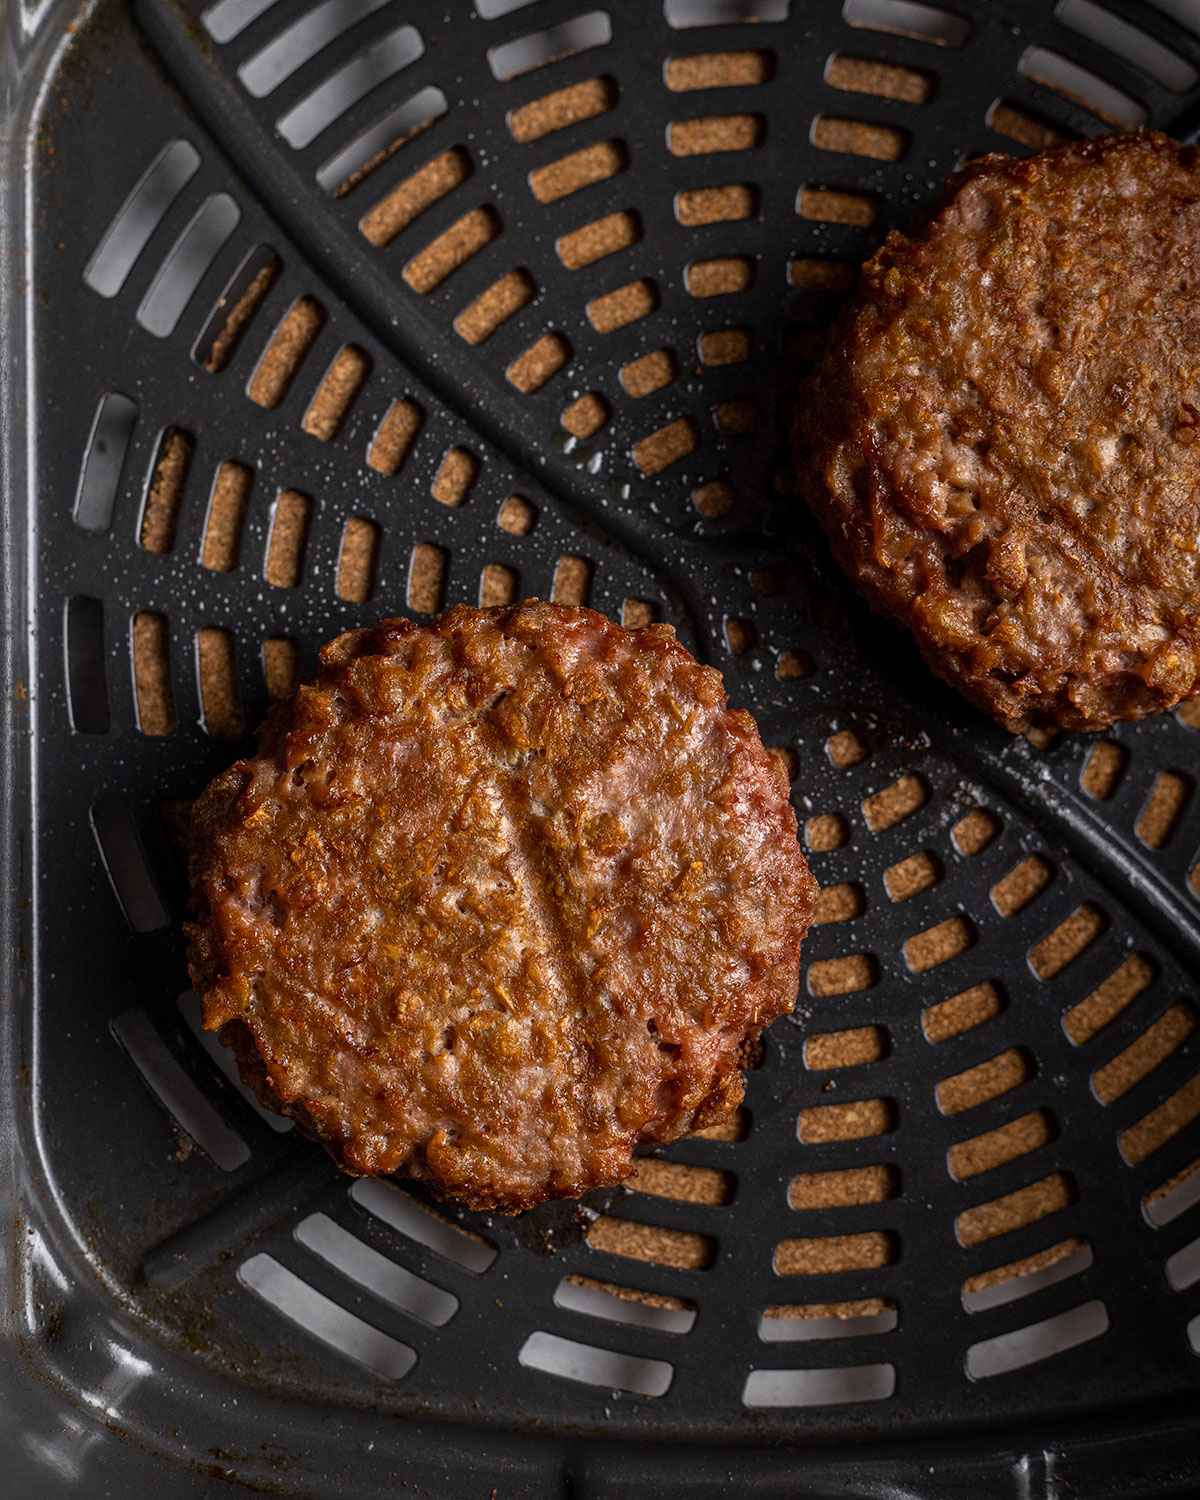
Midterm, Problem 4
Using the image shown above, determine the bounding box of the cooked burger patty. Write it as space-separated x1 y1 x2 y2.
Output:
187 602 816 1211
795 130 1200 732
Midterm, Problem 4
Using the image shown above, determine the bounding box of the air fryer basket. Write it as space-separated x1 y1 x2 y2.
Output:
4 0 1200 1494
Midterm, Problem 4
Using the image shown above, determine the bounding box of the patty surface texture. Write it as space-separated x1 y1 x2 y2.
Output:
187 603 815 1210
795 130 1200 731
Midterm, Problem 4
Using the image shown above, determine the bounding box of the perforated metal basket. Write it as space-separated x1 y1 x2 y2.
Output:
5 1 1200 1494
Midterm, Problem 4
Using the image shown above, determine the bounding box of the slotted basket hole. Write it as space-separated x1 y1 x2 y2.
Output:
691 1106 750 1143
264 489 312 589
991 855 1052 917
699 327 752 365
561 392 610 438
350 1179 496 1272
1093 1003 1197 1106
294 1212 458 1328
507 76 617 144
620 349 678 398
506 332 571 393
239 1254 415 1381
743 1363 895 1409
550 555 593 607
529 140 627 205
986 98 1072 150
627 1158 734 1206
811 116 909 161
773 1231 896 1276
1064 953 1156 1045
884 851 941 903
923 981 1004 1044
587 1215 715 1271
1058 0 1197 93
140 427 193 555
518 1331 671 1399
320 85 449 198
937 1047 1032 1117
863 773 926 832
111 1006 246 1166
196 627 243 739
797 186 877 227
92 798 170 934
84 138 200 299
367 398 424 475
487 11 613 84
676 184 757 226
131 612 175 736
951 806 1000 856
407 543 447 614
200 460 253 574
723 616 756 656
454 269 536 346
75 392 138 535
263 637 300 702
1080 739 1127 800
621 598 657 628
948 1110 1056 1182
1145 1159 1200 1229
360 148 472 248
236 1 396 98
825 728 865 768
432 447 479 507
1120 1072 1200 1167
955 1172 1075 1249
1177 696 1200 731
1136 771 1192 849
825 54 934 103
275 24 426 152
1017 46 1146 128
1030 903 1107 980
904 914 975 974
966 1301 1108 1380
586 277 657 333
668 114 763 157
789 256 857 291
692 479 735 517
812 882 864 926
798 1097 895 1144
775 648 814 681
555 1275 696 1335
759 1300 897 1343
788 1165 897 1211
713 399 755 434
686 254 754 298
336 516 381 604
302 344 370 441
404 207 500 295
247 296 326 408
478 562 518 608
962 1237 1092 1312
196 246 280 373
633 417 697 476
664 50 774 91
804 1025 886 1071
664 0 789 27
497 494 537 535
804 813 849 852
137 193 241 339
557 210 640 270
843 0 970 47
808 953 878 998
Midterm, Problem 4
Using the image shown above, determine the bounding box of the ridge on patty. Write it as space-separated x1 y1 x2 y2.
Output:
795 130 1200 732
187 602 816 1211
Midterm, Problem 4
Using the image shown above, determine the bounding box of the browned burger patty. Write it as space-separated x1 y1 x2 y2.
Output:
795 130 1200 732
187 602 816 1211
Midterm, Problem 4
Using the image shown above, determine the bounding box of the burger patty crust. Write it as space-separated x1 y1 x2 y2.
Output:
795 130 1200 732
187 603 816 1210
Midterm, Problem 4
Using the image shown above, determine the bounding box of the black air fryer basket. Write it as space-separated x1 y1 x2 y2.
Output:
4 1 1200 1494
